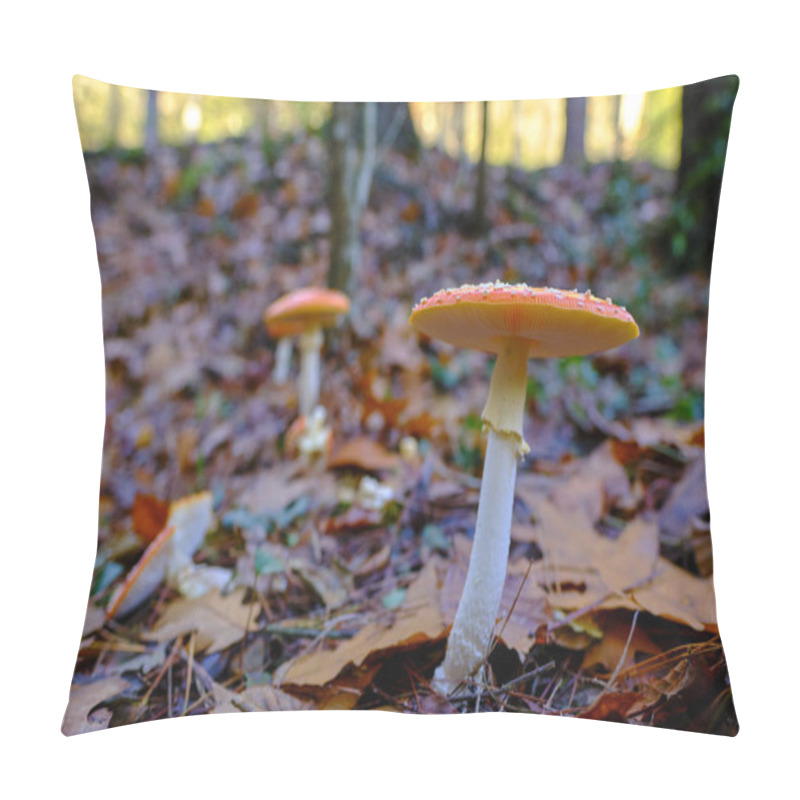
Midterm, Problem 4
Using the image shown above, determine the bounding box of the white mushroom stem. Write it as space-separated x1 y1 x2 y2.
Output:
434 337 530 692
273 337 293 384
298 325 323 417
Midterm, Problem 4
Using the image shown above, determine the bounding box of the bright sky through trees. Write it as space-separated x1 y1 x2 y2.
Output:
73 76 681 169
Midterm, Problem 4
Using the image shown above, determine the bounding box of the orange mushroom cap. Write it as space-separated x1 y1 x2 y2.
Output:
264 318 307 339
409 282 638 358
264 287 350 329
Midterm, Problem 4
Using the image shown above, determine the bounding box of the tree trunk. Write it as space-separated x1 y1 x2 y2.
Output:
564 96 586 164
107 83 121 149
327 102 378 296
376 102 419 156
512 100 523 167
453 102 466 156
465 100 490 236
674 75 739 275
144 89 159 156
250 99 272 142
610 95 622 160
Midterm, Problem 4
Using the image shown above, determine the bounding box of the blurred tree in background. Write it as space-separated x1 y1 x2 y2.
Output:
564 96 588 164
72 76 736 282
668 75 739 275
327 102 377 296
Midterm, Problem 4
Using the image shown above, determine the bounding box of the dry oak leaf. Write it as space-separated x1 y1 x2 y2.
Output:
632 560 718 632
62 676 130 736
209 680 309 714
528 500 659 593
328 436 399 472
149 587 259 653
549 441 632 524
235 464 335 516
287 557 350 610
658 457 709 547
278 559 446 688
594 518 660 595
530 499 716 631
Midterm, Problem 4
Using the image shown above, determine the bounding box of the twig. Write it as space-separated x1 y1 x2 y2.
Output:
566 668 582 709
498 660 556 693
137 636 183 715
404 663 422 711
494 559 534 645
239 569 260 674
588 609 640 711
182 631 196 716
543 665 565 711
471 559 535 693
607 610 640 690
474 666 485 713
167 658 173 717
617 637 720 681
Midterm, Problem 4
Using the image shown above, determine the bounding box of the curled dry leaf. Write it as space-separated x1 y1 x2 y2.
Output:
278 559 446 690
328 436 399 472
131 492 170 543
105 491 215 619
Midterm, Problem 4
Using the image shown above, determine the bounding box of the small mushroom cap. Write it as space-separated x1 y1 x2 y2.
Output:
264 287 350 330
264 318 307 339
410 282 638 357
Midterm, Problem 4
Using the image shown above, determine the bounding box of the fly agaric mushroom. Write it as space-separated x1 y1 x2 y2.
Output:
264 318 306 385
409 282 639 692
263 287 350 416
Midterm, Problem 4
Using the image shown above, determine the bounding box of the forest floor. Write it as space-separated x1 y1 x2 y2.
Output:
63 131 737 735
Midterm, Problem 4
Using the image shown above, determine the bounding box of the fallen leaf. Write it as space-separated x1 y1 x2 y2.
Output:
231 193 259 219
328 436 399 472
550 442 632 524
594 518 660 594
62 676 130 736
582 611 660 675
279 559 446 688
132 493 170 543
579 691 639 722
236 465 335 516
659 457 708 547
81 604 106 637
324 504 383 535
633 561 718 631
209 680 308 713
288 558 350 609
150 588 259 653
627 657 694 718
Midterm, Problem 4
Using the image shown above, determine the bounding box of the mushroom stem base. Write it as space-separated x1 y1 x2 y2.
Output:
433 427 518 694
